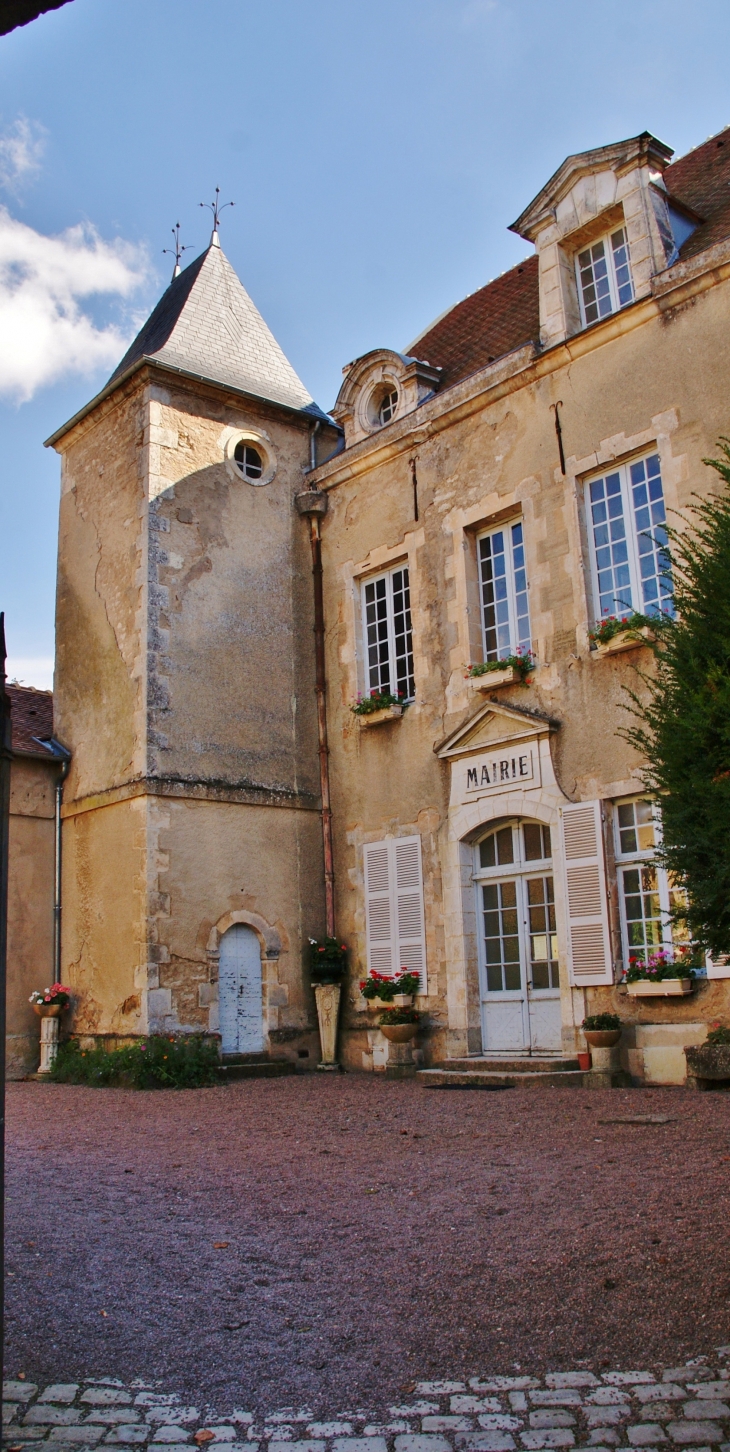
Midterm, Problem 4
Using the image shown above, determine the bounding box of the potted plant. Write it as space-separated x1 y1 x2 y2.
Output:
351 690 407 726
360 970 420 1010
588 611 664 657
29 983 71 1018
685 1024 730 1088
582 1012 622 1048
379 1006 420 1043
466 649 536 690
308 938 347 1069
624 948 699 997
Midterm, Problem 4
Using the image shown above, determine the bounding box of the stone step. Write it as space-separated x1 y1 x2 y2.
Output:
218 1059 296 1080
443 1055 580 1073
417 1067 589 1089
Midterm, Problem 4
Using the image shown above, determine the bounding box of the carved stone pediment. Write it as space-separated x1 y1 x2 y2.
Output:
435 700 559 761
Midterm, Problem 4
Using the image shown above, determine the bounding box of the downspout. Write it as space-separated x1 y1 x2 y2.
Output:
295 478 335 937
34 736 71 982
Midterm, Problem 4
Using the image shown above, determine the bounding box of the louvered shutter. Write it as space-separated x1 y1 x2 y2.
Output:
364 842 395 975
394 836 427 992
559 800 614 986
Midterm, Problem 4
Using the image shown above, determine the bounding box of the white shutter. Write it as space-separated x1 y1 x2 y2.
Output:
706 953 730 980
394 836 427 992
364 842 395 975
559 800 614 986
364 836 427 991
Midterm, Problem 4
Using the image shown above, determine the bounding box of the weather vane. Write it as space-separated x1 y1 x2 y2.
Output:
162 222 191 280
200 186 235 239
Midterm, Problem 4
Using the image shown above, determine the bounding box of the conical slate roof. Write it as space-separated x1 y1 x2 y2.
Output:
108 235 319 414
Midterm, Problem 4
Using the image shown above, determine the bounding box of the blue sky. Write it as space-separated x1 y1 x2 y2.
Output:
1 0 729 687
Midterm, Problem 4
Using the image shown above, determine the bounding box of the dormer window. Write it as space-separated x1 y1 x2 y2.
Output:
576 226 634 327
378 389 398 426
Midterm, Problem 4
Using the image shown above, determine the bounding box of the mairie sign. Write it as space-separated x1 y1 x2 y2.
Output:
461 744 538 801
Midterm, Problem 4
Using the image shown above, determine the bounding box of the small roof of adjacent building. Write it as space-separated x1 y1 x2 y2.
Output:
406 125 730 396
7 684 53 756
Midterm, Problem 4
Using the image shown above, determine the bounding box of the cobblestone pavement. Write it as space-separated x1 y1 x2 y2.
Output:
5 1363 730 1452
7 1080 730 1412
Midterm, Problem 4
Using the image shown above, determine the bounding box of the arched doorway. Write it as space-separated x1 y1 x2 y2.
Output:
475 817 561 1055
218 924 264 1054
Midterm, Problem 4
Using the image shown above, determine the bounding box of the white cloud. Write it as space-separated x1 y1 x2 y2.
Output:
0 208 150 402
0 117 46 191
6 657 54 691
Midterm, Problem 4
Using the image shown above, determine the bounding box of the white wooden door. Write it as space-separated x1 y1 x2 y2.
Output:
218 924 263 1054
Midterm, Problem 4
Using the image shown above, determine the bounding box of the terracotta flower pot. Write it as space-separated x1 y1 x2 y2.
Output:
33 1003 63 1018
584 1028 621 1048
577 1051 592 1070
381 1022 418 1043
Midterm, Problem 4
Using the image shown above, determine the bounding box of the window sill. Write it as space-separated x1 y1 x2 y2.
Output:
467 666 519 691
356 704 404 727
592 627 655 658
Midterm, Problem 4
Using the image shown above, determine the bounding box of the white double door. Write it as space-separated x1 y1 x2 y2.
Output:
475 823 562 1055
218 924 264 1055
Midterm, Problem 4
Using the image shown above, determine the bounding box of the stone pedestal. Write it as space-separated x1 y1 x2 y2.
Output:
314 983 341 1069
591 1044 621 1073
38 1015 59 1075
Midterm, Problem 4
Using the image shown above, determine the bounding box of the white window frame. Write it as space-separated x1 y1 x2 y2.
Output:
613 797 699 972
575 224 634 328
585 451 672 622
360 563 415 702
473 820 559 997
476 519 531 662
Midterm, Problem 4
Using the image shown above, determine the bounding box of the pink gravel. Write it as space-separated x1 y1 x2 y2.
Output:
6 1077 730 1413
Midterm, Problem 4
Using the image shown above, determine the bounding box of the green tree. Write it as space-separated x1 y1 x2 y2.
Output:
625 442 730 957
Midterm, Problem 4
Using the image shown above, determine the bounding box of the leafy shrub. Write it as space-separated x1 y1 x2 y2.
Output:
582 1012 621 1031
49 1034 221 1089
351 690 406 716
707 1025 730 1045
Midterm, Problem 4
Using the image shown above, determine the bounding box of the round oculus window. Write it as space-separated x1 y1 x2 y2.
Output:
234 441 263 480
378 388 398 425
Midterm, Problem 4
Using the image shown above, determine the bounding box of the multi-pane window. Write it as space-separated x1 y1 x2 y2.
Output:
362 565 415 701
477 521 531 661
614 798 690 968
475 820 559 994
576 226 634 327
586 452 672 620
378 389 398 425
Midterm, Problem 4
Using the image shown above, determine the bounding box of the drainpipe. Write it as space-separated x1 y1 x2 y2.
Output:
295 484 335 937
0 614 13 1381
34 736 71 982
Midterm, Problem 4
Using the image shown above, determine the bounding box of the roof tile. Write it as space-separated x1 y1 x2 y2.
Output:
7 684 53 756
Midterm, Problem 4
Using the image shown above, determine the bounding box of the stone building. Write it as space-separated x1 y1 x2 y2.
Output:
40 124 730 1084
7 685 58 1077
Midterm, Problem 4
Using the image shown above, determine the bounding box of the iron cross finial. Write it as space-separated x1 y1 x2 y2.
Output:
200 186 235 242
162 222 192 280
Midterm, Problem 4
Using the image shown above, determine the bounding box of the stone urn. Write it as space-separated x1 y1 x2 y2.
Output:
380 1022 418 1044
584 1028 621 1048
33 1002 63 1018
314 982 341 1070
685 1042 730 1088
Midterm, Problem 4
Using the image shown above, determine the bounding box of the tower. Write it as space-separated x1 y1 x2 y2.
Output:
46 232 340 1060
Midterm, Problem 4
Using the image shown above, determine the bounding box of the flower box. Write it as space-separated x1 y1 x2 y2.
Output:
626 977 694 997
593 627 655 658
468 666 519 691
357 704 404 727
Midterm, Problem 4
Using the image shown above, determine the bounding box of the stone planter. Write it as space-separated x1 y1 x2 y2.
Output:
314 982 341 1069
584 1028 621 1048
685 1042 730 1088
393 994 413 1007
380 1022 418 1043
468 666 519 691
626 978 694 997
593 626 655 658
33 1002 63 1018
357 705 404 727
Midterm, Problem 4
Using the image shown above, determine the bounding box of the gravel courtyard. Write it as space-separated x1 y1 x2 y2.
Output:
6 1077 730 1416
